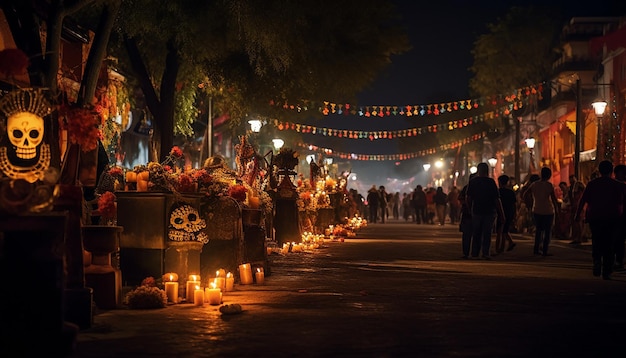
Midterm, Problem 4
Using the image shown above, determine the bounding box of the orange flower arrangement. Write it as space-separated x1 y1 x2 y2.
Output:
227 184 247 202
60 105 103 152
97 191 117 221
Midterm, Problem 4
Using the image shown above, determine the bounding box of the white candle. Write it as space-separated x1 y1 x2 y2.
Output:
225 272 234 292
239 263 253 285
165 282 178 303
193 285 204 306
186 275 201 303
255 268 265 285
214 270 226 291
205 282 221 305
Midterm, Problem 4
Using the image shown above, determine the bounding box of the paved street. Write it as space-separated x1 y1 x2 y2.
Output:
73 221 626 357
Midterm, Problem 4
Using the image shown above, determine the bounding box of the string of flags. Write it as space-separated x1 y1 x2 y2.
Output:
273 108 502 140
297 132 487 161
269 84 542 118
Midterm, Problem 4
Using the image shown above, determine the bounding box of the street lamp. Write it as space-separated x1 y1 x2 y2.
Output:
248 119 262 133
488 157 497 178
592 98 608 162
592 98 608 116
525 137 535 173
423 163 431 171
272 138 284 150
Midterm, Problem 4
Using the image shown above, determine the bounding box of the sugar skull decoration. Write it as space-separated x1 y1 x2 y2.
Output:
0 89 52 183
168 204 209 244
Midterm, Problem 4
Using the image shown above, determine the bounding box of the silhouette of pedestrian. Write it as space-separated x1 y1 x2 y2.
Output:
466 163 505 259
574 160 626 280
496 174 517 253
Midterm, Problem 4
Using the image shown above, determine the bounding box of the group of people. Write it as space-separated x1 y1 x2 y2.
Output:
362 159 626 280
460 160 626 280
365 184 462 225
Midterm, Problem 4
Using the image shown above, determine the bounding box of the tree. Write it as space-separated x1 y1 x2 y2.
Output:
107 0 410 162
469 6 560 99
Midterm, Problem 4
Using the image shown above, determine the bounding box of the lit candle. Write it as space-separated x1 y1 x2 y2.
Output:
255 268 265 285
164 274 179 304
281 243 290 255
186 274 201 303
239 263 253 285
193 285 204 306
225 272 234 292
205 282 221 305
214 270 226 291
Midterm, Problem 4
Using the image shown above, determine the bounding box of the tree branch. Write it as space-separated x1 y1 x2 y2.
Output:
78 0 120 106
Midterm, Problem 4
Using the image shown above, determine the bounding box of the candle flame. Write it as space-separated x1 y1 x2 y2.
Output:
257 268 261 273
210 282 216 289
195 285 200 290
191 275 197 281
169 274 173 282
227 272 232 278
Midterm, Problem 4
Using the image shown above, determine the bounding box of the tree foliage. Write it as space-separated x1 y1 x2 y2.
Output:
103 0 410 160
469 6 561 98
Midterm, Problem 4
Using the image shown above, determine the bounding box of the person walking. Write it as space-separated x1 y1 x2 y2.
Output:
574 160 626 280
425 187 436 224
568 174 585 245
366 185 380 224
378 186 389 223
447 186 461 224
458 173 477 258
401 192 412 222
411 185 427 224
392 192 400 220
466 163 505 259
519 174 540 235
496 174 517 253
612 164 626 271
434 187 448 225
523 167 559 256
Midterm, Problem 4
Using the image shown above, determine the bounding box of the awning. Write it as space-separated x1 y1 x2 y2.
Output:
580 148 596 162
563 110 577 134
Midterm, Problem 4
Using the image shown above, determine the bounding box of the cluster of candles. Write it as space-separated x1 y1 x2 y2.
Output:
346 215 366 230
162 264 266 307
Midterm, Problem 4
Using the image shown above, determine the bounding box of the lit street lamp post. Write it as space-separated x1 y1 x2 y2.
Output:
525 137 535 174
592 98 608 161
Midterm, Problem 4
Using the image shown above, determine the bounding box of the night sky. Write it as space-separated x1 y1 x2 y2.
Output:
296 0 624 190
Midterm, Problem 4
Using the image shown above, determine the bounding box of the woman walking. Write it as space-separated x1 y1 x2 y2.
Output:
523 167 559 256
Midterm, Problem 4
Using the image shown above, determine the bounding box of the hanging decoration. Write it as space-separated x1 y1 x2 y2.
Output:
298 132 486 161
268 84 541 118
273 109 503 140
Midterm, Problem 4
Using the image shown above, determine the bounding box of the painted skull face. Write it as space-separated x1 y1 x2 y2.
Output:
7 112 44 159
168 205 208 244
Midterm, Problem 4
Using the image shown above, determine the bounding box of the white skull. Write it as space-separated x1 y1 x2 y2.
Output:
7 112 44 159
